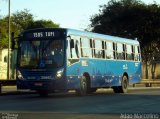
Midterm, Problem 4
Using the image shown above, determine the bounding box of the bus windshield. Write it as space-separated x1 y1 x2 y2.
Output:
18 39 64 68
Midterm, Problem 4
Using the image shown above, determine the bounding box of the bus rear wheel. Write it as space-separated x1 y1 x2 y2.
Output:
113 75 128 93
121 75 128 93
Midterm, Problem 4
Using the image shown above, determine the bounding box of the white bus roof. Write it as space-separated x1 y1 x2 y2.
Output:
67 28 139 45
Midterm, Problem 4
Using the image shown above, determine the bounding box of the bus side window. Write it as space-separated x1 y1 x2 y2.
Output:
126 44 132 60
94 39 103 59
70 39 79 59
117 43 124 60
81 37 92 58
90 39 94 57
131 45 135 61
75 40 79 58
138 46 141 61
123 44 126 60
67 36 80 66
113 42 117 59
135 45 140 61
93 40 95 58
106 41 114 59
67 36 71 59
102 41 105 59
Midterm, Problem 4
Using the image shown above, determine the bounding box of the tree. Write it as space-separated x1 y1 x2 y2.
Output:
90 0 160 52
0 9 60 49
90 0 160 78
0 9 34 49
27 20 59 29
11 9 34 35
0 18 8 48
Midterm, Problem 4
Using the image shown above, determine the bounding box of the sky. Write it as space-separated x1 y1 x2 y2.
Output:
0 0 160 30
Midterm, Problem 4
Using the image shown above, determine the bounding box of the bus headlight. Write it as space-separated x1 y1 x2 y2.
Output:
56 68 64 79
17 70 24 80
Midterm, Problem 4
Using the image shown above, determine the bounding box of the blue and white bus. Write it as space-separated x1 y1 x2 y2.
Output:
13 28 141 96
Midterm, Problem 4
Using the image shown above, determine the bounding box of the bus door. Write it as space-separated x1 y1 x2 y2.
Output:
66 36 81 89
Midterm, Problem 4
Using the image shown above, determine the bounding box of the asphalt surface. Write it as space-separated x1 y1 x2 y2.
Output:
0 88 160 119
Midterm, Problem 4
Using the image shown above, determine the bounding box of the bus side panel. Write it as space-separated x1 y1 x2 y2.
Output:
89 59 121 88
88 59 141 88
66 60 81 90
66 58 141 89
128 62 142 84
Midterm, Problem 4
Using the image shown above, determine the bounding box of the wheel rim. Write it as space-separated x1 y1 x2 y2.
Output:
122 76 128 92
123 79 127 89
82 80 87 93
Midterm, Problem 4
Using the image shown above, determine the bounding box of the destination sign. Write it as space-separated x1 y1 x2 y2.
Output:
24 31 62 39
33 32 55 38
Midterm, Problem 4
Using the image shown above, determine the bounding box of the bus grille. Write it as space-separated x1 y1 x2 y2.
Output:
25 71 53 77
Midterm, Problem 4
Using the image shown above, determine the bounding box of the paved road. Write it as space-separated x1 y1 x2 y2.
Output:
0 88 160 119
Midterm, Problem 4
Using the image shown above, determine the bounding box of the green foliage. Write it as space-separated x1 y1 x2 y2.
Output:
90 0 160 62
0 9 59 49
12 9 34 31
0 18 8 49
27 20 59 29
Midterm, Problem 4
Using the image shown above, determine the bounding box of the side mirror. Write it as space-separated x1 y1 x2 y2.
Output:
11 32 15 49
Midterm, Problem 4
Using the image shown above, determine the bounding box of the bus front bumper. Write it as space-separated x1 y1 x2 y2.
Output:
17 79 66 91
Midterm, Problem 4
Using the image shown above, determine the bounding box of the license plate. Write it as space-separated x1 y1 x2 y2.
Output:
34 83 43 86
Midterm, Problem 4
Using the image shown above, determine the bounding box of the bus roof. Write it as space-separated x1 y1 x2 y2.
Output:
21 28 139 45
67 28 139 45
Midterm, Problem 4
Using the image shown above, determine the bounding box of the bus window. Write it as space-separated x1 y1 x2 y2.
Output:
67 37 71 59
81 37 92 58
131 45 135 60
106 41 114 59
102 41 105 59
90 39 93 48
113 42 117 59
70 39 79 59
117 43 124 60
123 44 126 60
81 37 90 48
75 40 80 58
126 44 133 60
135 45 140 61
90 39 94 57
94 40 103 58
67 36 80 66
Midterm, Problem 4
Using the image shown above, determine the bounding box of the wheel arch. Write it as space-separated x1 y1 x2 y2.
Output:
83 72 91 82
123 72 129 83
123 72 129 79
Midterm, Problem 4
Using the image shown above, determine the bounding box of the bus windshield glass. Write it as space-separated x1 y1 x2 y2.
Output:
18 39 64 68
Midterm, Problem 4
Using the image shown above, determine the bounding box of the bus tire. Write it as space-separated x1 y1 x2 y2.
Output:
76 75 90 96
120 75 128 93
113 75 128 93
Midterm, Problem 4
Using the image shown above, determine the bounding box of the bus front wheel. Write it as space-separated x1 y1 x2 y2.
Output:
76 76 90 95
